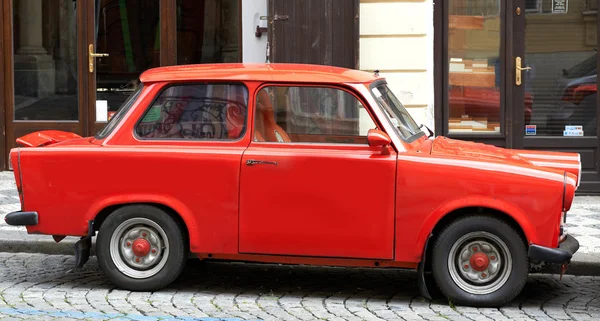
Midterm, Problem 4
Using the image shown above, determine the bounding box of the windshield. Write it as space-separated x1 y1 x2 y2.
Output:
370 83 424 141
95 86 143 139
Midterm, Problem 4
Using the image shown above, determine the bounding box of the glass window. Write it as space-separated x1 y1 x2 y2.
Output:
447 0 501 134
136 84 248 140
525 0 542 13
95 0 160 117
96 86 142 139
524 0 598 137
371 83 423 141
176 0 240 64
13 0 78 121
253 86 376 144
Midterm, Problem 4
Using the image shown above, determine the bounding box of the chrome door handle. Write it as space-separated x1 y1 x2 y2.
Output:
246 159 277 166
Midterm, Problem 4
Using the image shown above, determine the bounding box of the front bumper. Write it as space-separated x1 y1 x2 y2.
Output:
528 235 580 264
4 211 38 226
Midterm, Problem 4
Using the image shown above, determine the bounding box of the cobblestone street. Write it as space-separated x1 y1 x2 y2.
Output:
0 252 596 321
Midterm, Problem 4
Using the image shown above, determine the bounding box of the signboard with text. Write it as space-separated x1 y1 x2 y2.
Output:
552 0 568 14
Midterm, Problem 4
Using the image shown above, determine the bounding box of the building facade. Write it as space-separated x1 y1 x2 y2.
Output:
1 0 599 193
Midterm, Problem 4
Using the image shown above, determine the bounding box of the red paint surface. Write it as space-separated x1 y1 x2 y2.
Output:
10 63 579 268
132 239 150 257
470 252 489 271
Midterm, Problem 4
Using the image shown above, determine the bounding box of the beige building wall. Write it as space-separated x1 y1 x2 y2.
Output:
359 0 434 129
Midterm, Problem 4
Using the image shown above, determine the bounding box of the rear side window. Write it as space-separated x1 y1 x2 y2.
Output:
135 83 248 140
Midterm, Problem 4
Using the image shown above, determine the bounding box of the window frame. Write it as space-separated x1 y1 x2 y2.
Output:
368 79 426 144
250 82 387 147
132 81 250 142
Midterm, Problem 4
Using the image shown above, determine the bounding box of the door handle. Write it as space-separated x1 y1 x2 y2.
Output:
515 57 531 86
246 159 278 166
89 44 109 73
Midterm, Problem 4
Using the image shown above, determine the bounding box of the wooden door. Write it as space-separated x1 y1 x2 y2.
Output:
512 0 600 194
3 0 89 167
268 0 359 69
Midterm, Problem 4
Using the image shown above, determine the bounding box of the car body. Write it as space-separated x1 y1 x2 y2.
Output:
5 63 581 307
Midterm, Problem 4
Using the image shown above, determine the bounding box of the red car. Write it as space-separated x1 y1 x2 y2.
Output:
5 63 581 307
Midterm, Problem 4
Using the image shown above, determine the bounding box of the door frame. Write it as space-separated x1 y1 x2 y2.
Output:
1 0 89 168
434 0 512 148
0 0 7 169
511 0 600 194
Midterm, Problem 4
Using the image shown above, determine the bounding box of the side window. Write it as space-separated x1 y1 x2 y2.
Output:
136 83 248 140
254 86 377 144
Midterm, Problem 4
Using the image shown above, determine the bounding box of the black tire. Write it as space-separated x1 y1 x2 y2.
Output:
431 215 528 307
96 204 188 291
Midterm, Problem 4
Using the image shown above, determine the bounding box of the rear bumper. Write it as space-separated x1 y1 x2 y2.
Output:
4 211 38 226
528 235 580 264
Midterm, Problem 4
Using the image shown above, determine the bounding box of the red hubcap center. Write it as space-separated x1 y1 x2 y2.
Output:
470 252 489 271
132 238 151 257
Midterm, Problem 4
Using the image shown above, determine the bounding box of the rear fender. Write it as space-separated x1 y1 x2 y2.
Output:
85 194 200 251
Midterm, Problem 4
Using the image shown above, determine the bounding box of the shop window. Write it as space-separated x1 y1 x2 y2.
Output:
447 0 501 134
12 0 79 121
525 0 542 13
136 83 248 140
176 0 240 64
523 0 598 136
253 86 376 144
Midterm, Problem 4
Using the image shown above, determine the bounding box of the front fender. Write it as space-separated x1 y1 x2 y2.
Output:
416 196 537 254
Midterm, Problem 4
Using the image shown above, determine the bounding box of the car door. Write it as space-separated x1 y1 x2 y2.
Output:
239 84 397 260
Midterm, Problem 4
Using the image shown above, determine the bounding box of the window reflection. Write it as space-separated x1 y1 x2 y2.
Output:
136 84 248 140
176 0 240 64
447 0 502 134
254 86 376 144
524 0 597 137
13 0 78 121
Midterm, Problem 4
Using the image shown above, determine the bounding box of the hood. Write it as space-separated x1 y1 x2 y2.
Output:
430 136 581 187
16 130 86 147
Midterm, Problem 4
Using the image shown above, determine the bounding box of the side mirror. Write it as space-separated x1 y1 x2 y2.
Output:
367 129 392 155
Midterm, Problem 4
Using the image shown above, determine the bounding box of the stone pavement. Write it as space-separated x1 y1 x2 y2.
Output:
0 252 598 321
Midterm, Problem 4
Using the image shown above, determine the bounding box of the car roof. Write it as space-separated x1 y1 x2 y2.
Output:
139 63 383 84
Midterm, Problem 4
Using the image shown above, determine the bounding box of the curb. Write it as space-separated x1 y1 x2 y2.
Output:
0 232 96 256
0 231 599 276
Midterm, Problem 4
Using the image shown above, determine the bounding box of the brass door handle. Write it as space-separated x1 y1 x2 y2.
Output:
515 57 530 86
89 44 109 73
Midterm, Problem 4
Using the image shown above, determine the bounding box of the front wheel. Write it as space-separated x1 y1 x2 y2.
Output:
96 204 188 291
431 215 529 307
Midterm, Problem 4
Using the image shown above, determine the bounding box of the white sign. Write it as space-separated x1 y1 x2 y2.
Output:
552 0 568 14
96 100 108 122
564 125 583 136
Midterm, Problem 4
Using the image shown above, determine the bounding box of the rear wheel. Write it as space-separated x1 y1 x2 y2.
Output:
96 204 188 291
431 215 528 307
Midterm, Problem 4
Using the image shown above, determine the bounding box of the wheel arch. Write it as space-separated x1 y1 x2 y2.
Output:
421 205 531 271
87 197 199 251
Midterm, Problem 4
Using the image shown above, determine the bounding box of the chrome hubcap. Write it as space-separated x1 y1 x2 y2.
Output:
109 218 169 279
448 232 512 295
